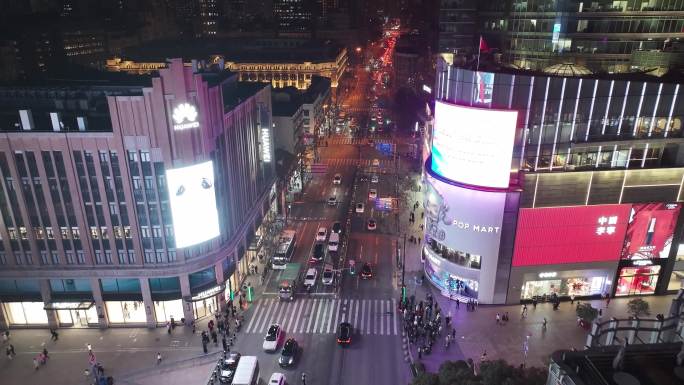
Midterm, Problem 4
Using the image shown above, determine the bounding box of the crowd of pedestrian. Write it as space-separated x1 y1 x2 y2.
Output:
200 299 243 355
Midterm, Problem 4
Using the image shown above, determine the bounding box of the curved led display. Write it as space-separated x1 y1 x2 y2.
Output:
166 161 220 248
431 101 518 189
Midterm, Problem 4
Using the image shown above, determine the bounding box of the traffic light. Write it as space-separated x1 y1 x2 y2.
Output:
246 285 254 303
401 285 407 304
349 260 356 275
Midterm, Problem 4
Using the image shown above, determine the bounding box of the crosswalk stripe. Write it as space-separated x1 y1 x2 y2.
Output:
292 300 306 333
313 299 325 333
365 300 371 335
282 300 296 332
253 299 273 333
273 301 285 327
257 299 276 333
353 300 360 328
246 301 264 333
386 300 391 335
361 300 367 334
305 300 318 333
392 299 398 336
333 298 342 329
380 300 385 335
326 300 336 333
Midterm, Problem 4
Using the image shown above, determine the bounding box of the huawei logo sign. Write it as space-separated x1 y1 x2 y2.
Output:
172 103 200 130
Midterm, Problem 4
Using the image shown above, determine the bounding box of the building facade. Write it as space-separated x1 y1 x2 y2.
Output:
0 59 277 329
423 63 684 304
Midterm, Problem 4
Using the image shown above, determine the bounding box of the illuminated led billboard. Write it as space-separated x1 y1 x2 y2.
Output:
166 161 220 248
431 101 518 189
621 203 681 260
512 204 632 266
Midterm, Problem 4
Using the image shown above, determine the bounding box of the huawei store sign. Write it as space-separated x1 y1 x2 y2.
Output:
172 103 200 130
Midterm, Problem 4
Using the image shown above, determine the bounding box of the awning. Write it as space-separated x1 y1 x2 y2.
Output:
44 301 94 311
185 284 225 302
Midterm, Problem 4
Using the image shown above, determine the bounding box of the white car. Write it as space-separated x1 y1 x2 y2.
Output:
355 203 365 213
268 373 287 385
369 189 377 200
263 323 282 352
333 174 342 184
322 265 334 285
269 373 286 385
372 158 380 167
371 175 379 183
315 227 328 242
304 268 318 288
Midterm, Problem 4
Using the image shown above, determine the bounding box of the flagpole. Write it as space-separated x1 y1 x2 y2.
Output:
477 35 481 71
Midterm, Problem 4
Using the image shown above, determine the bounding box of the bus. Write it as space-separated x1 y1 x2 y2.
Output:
272 230 297 269
231 356 259 385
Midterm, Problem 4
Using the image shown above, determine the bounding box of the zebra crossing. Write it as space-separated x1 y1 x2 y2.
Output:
327 137 394 145
322 158 393 168
244 298 399 336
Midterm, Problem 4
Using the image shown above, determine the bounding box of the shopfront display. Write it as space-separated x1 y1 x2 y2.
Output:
667 270 684 291
2 302 49 325
521 276 606 299
105 300 146 324
189 285 223 319
621 203 681 260
154 299 184 324
45 301 97 327
424 248 479 298
615 265 661 296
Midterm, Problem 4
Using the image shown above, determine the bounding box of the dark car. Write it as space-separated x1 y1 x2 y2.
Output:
309 243 325 263
360 263 373 279
278 338 299 367
359 175 368 182
219 352 241 383
337 322 352 345
332 222 343 234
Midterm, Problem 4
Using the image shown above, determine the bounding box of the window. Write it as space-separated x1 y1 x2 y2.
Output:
168 250 177 262
76 250 85 264
0 252 5 265
90 227 99 239
8 228 17 240
132 176 142 190
141 226 151 238
40 251 49 265
140 151 150 162
66 251 75 264
51 251 60 265
113 226 123 239
19 227 28 240
24 251 33 265
45 227 54 239
109 202 118 215
100 227 108 239
95 250 104 264
164 225 174 237
118 250 126 264
15 252 23 265
60 227 69 239
144 250 154 263
144 176 154 190
35 227 44 240
104 250 112 264
71 227 80 240
124 226 132 238
127 151 138 162
152 226 162 238
127 250 136 264
156 250 165 263
98 151 108 162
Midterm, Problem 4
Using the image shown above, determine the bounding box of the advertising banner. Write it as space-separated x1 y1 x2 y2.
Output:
430 101 517 189
621 203 682 260
166 161 221 248
425 174 507 258
513 204 632 266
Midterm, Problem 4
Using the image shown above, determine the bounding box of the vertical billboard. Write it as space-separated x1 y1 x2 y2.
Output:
512 204 632 266
621 203 681 260
166 161 220 248
473 71 495 105
430 101 518 189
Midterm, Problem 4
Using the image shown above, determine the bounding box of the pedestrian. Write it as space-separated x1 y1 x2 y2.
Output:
222 336 227 351
87 343 92 352
417 347 422 359
50 329 59 341
496 313 500 324
542 318 548 329
2 330 9 344
504 312 509 322
455 298 460 309
33 357 40 370
521 304 528 318
418 237 421 244
211 330 218 345
570 294 575 304
6 346 12 360
167 321 172 334
301 372 307 385
84 369 90 379
42 346 49 360
606 295 611 307
480 350 488 363
9 344 15 357
451 328 456 340
157 352 162 364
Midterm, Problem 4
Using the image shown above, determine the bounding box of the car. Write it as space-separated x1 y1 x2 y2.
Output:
337 322 352 345
219 352 241 384
331 221 342 234
328 195 338 206
368 189 377 199
361 263 373 279
333 173 342 184
269 373 286 385
278 338 299 367
355 203 365 213
367 219 377 231
310 243 325 263
328 232 340 252
372 158 380 167
315 227 328 242
263 324 282 352
304 268 318 287
371 175 379 183
322 265 334 285
359 175 368 182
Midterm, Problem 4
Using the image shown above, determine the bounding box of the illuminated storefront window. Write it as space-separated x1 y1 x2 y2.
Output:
154 299 184 324
2 302 49 325
56 307 98 327
424 249 479 298
426 238 481 269
521 276 606 299
105 301 146 324
667 270 684 291
615 266 660 296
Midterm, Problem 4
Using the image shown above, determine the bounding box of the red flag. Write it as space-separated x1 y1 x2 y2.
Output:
479 36 489 53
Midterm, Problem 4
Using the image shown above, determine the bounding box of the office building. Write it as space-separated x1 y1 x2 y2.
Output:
0 59 277 329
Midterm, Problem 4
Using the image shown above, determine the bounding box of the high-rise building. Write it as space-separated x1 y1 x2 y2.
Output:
0 60 277 329
478 0 684 73
274 0 313 37
198 0 219 36
437 0 478 56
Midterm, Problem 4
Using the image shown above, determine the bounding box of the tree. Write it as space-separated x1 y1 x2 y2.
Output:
438 360 477 385
576 303 599 323
412 372 439 385
627 298 651 318
479 360 517 385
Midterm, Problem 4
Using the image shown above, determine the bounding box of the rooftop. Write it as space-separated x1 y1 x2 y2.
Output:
118 38 344 64
222 81 269 112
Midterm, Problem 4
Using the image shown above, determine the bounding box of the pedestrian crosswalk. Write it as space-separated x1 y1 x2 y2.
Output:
322 158 394 168
244 298 399 336
327 137 394 145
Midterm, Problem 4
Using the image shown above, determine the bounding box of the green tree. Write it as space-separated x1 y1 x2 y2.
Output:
412 372 439 385
438 360 477 385
576 303 599 323
627 298 650 318
479 360 518 385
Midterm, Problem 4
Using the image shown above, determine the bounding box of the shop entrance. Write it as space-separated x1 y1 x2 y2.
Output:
57 308 97 327
193 297 218 319
616 266 661 296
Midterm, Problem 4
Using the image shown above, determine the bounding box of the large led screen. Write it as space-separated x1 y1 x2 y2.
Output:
431 101 518 189
425 174 507 258
621 203 681 260
512 204 632 267
166 161 220 248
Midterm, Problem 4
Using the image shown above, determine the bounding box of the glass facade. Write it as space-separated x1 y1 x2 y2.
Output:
2 302 49 325
426 238 481 269
615 265 661 296
105 300 146 324
521 276 607 299
153 299 183 324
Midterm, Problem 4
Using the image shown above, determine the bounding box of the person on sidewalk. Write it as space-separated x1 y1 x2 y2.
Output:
455 298 460 309
9 344 15 357
480 351 488 363
496 313 500 324
542 318 548 329
42 345 49 360
33 357 40 370
6 346 13 360
157 352 162 364
50 329 59 341
87 343 92 352
2 330 9 344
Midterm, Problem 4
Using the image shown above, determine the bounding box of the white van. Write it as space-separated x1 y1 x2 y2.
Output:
231 356 259 385
328 232 340 252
